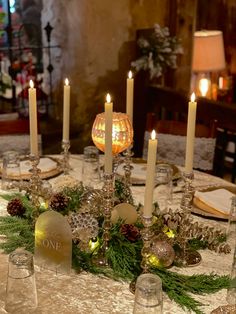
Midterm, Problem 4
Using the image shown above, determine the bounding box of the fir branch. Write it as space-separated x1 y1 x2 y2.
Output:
152 267 230 314
0 216 34 253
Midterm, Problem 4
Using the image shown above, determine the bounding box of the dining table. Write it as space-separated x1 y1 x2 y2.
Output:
0 154 235 314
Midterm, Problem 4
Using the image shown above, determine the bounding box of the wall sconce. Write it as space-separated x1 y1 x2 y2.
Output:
191 30 226 99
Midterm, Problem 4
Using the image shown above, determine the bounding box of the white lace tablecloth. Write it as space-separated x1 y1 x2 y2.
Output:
0 155 235 314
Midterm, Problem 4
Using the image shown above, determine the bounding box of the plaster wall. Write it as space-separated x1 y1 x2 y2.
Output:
42 0 167 150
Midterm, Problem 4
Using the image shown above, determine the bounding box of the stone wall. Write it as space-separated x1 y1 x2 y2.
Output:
41 0 168 151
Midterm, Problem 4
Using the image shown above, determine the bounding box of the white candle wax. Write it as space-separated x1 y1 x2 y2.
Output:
126 70 134 124
105 93 113 174
185 93 197 173
143 130 157 217
63 78 71 141
28 80 38 156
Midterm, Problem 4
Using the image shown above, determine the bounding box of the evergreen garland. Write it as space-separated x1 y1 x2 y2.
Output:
0 189 230 314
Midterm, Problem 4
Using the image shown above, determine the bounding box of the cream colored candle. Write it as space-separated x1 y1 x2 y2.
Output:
143 130 157 217
126 70 134 124
63 78 71 141
104 93 113 174
28 80 38 156
185 93 197 173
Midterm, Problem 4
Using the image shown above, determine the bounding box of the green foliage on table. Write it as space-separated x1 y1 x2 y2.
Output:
0 188 230 314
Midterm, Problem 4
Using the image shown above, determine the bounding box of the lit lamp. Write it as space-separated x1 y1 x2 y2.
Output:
191 30 226 99
91 112 133 155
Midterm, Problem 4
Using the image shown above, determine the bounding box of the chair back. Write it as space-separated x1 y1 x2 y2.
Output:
0 118 41 156
143 113 217 171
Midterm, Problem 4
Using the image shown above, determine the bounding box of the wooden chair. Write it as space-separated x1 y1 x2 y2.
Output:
0 118 42 156
143 113 217 172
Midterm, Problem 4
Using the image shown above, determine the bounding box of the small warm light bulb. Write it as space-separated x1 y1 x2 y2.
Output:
65 78 69 86
190 92 196 102
151 129 156 140
29 80 34 88
106 93 111 103
199 78 209 97
218 76 224 89
128 70 133 79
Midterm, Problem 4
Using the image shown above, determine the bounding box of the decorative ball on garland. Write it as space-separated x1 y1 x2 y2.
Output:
80 188 104 218
7 198 26 217
149 236 175 268
49 192 69 212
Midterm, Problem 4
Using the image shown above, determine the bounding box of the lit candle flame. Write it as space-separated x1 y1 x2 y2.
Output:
151 129 156 140
190 93 196 102
128 70 133 79
29 80 34 89
106 93 111 103
65 78 69 86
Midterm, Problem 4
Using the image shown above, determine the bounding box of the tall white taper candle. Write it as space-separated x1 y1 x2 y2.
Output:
185 93 197 173
104 93 113 174
143 130 157 217
28 80 38 156
126 70 134 124
63 78 71 142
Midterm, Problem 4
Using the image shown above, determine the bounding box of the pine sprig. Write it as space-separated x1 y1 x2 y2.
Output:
152 267 230 314
0 191 231 314
0 216 34 253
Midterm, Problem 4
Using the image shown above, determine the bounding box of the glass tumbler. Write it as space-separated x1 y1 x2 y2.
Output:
1 151 21 191
5 249 38 313
155 163 173 212
133 273 163 314
82 146 100 188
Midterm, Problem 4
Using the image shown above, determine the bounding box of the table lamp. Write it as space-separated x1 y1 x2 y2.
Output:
191 30 226 99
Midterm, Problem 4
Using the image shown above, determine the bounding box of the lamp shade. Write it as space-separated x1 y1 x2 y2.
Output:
91 112 133 155
192 30 226 72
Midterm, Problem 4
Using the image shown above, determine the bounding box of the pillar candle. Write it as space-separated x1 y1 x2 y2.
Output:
28 80 38 156
185 93 197 173
143 130 157 217
104 93 113 174
63 78 71 141
126 70 134 124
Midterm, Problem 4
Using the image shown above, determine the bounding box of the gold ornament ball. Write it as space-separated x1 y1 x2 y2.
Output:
149 237 175 268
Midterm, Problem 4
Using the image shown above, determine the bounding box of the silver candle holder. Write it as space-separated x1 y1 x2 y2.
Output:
93 172 114 267
129 213 154 293
140 215 154 273
122 144 134 186
180 171 195 215
61 140 71 175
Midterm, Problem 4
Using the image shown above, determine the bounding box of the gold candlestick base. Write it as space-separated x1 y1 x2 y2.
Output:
61 140 71 175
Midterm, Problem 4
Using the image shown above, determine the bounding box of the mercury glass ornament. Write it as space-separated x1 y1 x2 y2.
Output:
91 112 133 155
149 237 175 268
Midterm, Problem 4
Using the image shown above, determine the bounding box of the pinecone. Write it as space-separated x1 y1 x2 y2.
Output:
120 224 140 242
7 198 26 217
49 192 69 212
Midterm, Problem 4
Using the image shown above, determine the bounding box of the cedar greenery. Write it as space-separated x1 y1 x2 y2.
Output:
0 191 230 314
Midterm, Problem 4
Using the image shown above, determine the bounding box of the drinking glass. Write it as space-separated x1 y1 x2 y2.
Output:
82 146 100 188
133 273 163 314
155 164 173 212
5 249 38 313
1 151 21 191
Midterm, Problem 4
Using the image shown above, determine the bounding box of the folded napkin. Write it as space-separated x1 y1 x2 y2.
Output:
194 188 235 217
